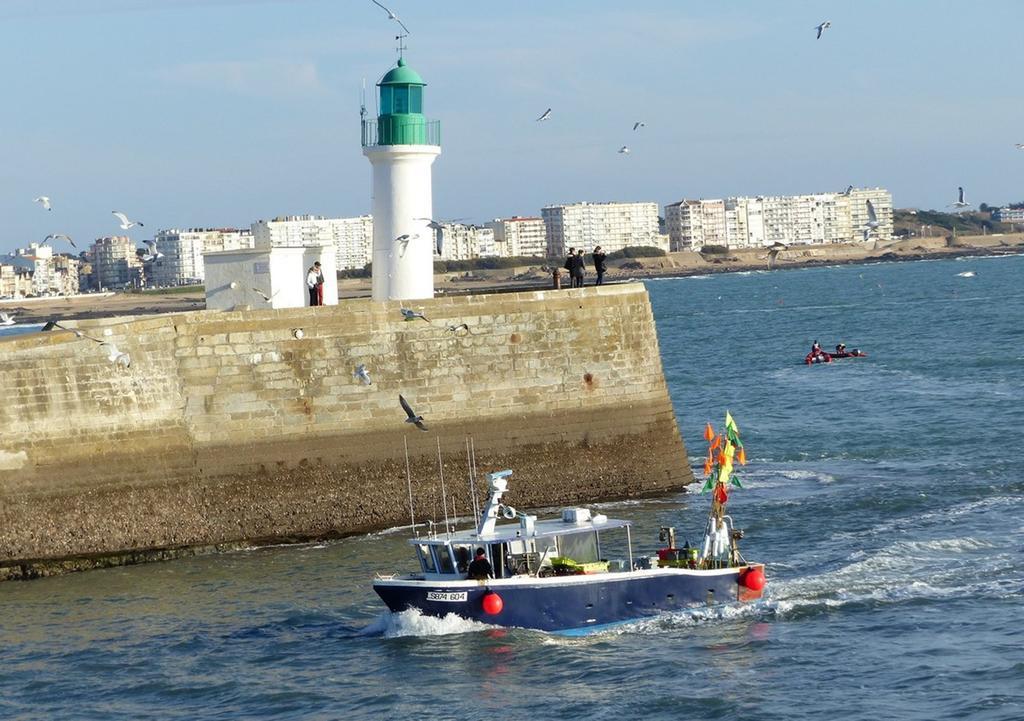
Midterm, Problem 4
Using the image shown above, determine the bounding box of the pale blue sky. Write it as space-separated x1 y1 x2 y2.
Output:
2 0 1022 253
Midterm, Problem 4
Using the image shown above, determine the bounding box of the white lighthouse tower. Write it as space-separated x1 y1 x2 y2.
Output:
362 56 441 301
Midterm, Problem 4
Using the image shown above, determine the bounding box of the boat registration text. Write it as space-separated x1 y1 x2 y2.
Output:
426 591 468 602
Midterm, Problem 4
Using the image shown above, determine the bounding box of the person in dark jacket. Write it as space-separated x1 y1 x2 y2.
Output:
467 548 493 580
592 245 607 285
563 247 576 288
571 248 586 287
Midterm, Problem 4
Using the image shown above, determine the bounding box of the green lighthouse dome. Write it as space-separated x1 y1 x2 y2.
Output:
371 57 439 146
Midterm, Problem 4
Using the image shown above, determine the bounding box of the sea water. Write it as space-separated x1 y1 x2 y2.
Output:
1 255 1022 720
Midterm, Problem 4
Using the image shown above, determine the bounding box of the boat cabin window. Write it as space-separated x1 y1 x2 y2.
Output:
435 545 456 575
558 531 599 564
452 545 473 574
416 544 437 573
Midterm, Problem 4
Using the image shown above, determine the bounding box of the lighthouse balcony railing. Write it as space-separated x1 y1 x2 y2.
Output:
362 118 441 148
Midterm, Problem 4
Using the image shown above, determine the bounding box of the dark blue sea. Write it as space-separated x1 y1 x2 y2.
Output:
2 255 1022 720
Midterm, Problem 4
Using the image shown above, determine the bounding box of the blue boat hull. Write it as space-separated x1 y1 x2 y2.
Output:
374 565 765 632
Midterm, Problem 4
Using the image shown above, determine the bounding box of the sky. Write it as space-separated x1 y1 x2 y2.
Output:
1 0 1022 254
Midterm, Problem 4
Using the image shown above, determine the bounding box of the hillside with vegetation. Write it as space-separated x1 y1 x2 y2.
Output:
893 202 1023 238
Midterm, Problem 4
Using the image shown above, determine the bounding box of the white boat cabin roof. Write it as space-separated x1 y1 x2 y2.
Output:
409 515 632 546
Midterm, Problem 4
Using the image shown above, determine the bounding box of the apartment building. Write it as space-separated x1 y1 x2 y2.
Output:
90 236 143 289
541 201 661 257
485 217 548 258
665 188 894 250
993 207 1024 223
252 215 373 270
151 228 254 286
0 243 80 296
437 224 497 261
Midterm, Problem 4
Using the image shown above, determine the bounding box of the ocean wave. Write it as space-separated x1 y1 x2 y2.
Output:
359 609 497 638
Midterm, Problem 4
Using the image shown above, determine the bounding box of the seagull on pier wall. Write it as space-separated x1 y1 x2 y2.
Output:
370 0 410 34
815 21 831 39
446 323 470 334
34 196 52 211
353 364 372 386
535 108 552 122
399 394 428 431
950 186 970 209
113 211 144 230
400 307 429 322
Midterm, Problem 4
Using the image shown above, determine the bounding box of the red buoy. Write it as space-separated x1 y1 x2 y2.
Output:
741 567 766 591
482 591 504 615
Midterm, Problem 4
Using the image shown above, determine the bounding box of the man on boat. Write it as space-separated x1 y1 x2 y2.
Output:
835 343 847 355
467 548 493 580
806 340 831 364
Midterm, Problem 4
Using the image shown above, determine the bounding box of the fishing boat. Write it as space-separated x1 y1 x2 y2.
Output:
372 415 766 633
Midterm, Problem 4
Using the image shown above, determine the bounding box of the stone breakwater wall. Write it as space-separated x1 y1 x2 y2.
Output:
0 283 691 578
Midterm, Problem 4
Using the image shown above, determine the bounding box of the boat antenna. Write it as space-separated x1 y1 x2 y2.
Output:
404 435 417 537
469 436 482 523
436 437 451 537
465 437 478 523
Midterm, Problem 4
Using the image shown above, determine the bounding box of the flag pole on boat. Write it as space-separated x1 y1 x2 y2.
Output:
404 435 417 537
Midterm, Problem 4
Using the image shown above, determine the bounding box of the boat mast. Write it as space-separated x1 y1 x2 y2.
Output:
436 437 451 537
404 436 417 537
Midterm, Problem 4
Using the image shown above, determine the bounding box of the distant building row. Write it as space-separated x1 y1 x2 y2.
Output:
665 188 894 251
992 207 1024 223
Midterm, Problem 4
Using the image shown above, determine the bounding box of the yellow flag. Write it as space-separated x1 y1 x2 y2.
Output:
720 441 735 485
725 411 739 436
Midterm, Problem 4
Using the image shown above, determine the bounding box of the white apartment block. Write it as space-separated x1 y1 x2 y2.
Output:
0 243 79 296
91 236 143 289
252 215 373 271
437 224 497 262
152 228 254 286
665 188 894 251
485 217 548 258
541 201 661 257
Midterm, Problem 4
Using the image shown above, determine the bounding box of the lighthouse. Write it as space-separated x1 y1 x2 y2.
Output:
362 56 441 301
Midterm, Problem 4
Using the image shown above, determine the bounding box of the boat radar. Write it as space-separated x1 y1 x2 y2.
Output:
477 470 516 536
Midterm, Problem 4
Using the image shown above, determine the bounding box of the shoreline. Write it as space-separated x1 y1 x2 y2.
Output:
1 235 1021 325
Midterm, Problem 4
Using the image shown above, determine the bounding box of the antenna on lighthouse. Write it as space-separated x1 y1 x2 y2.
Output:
395 33 408 60
360 77 367 121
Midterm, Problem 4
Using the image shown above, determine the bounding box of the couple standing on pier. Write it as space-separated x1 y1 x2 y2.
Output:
306 261 324 306
564 246 607 288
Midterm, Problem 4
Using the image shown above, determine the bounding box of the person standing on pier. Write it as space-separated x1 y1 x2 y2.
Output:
592 246 607 286
306 262 322 306
572 248 586 287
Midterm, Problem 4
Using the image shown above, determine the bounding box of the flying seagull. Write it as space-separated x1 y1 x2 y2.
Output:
371 0 410 34
34 196 52 211
842 185 854 196
633 121 646 131
950 186 969 209
101 342 131 368
399 394 428 431
618 146 630 154
43 233 76 249
251 287 279 303
112 211 144 229
862 199 881 240
536 108 552 122
446 323 470 334
415 218 447 256
400 307 430 322
394 233 420 257
1015 143 1024 150
815 21 831 39
142 239 164 261
764 242 789 270
353 363 372 386
0 312 16 326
